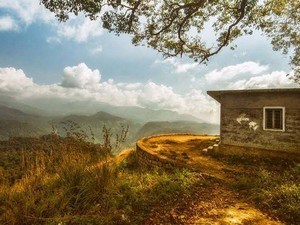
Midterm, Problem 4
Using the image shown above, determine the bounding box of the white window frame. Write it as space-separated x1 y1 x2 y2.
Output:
263 106 285 132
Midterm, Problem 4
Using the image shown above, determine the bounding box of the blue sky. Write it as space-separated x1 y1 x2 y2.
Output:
0 1 298 122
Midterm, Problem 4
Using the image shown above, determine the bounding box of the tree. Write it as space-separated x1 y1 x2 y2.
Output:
41 0 299 83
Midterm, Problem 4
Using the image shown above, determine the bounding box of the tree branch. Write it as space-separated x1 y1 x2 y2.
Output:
200 0 248 63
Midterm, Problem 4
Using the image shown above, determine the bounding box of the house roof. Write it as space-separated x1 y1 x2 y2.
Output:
207 88 300 103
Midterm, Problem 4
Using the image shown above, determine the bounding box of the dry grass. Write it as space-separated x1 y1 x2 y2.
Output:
139 134 217 151
0 134 203 225
0 132 298 225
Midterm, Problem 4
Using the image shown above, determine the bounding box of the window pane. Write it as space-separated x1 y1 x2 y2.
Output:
274 109 283 129
265 109 273 129
264 108 283 130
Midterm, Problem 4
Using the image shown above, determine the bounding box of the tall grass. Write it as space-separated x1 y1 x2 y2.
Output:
0 128 203 225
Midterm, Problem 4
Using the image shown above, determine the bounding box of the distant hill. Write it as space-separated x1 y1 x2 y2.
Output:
0 103 220 148
0 95 47 116
0 95 204 123
100 105 203 123
0 105 51 140
52 111 142 145
61 111 124 123
24 99 202 123
0 105 31 120
136 121 219 139
0 120 46 140
0 105 142 144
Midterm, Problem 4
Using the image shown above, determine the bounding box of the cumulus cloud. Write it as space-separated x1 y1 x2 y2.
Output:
55 18 102 43
228 71 296 89
1 62 296 123
205 61 269 83
155 58 198 74
0 16 18 31
61 63 101 88
138 82 183 109
0 67 34 94
0 0 103 42
0 0 54 25
0 64 219 123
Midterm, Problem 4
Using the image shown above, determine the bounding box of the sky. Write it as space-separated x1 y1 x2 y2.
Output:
0 0 298 123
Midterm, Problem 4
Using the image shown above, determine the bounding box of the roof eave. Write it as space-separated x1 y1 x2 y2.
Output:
207 91 221 103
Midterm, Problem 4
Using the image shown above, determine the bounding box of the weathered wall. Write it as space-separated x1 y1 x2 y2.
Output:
216 144 300 162
220 92 300 153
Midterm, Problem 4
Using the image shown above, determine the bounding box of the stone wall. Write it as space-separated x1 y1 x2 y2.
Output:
136 141 178 169
220 92 300 153
136 134 220 169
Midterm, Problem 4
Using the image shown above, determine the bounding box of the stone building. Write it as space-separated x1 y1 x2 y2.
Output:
207 88 300 153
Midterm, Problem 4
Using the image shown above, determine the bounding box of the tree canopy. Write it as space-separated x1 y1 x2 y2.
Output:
41 0 299 83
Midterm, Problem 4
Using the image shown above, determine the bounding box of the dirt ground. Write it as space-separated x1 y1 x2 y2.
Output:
137 134 283 225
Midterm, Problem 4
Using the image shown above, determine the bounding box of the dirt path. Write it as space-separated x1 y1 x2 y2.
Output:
145 179 281 225
138 135 283 225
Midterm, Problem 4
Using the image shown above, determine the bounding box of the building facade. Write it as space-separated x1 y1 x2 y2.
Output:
207 89 300 153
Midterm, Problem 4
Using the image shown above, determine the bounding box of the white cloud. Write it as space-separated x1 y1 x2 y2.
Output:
0 67 34 94
138 82 184 109
0 0 53 25
142 85 218 123
0 16 18 31
155 58 198 74
228 71 296 89
117 82 143 90
56 18 102 43
61 63 101 88
0 0 103 42
205 61 269 83
0 64 219 123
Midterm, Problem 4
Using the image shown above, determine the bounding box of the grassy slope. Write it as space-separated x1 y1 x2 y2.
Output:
0 136 299 225
0 136 204 225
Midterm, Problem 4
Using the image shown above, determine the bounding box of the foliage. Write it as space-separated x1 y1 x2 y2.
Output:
41 0 299 82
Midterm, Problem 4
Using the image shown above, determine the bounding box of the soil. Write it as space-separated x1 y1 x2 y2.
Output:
136 134 283 225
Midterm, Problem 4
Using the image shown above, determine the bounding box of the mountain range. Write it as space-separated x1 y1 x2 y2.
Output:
0 98 219 146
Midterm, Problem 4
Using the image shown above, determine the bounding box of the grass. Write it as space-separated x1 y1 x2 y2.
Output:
0 135 203 225
1 131 299 224
211 152 300 224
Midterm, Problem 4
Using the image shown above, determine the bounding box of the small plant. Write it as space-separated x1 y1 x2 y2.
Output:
60 120 89 141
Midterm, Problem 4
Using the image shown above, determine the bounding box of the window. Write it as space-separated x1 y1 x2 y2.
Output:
263 107 285 131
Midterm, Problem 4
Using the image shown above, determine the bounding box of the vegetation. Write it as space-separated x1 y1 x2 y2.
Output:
41 0 299 82
210 152 300 224
0 131 203 225
1 126 299 224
